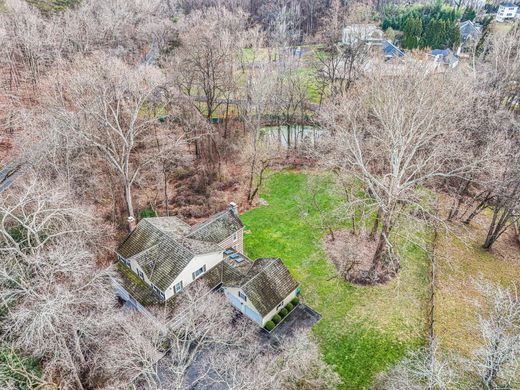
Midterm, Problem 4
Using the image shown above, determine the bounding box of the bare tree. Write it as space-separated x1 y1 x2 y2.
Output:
320 65 484 282
377 339 457 390
43 54 168 229
472 278 520 389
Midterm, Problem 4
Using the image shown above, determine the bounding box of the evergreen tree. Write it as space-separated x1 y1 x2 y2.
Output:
438 19 448 48
422 19 438 48
462 7 477 21
402 16 422 49
447 20 461 49
402 16 416 49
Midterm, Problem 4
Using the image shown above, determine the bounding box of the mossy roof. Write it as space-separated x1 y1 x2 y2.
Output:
187 210 243 243
231 258 299 317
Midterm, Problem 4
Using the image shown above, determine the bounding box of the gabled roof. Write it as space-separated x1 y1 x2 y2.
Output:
117 216 223 291
187 210 243 243
237 258 299 317
383 40 405 58
460 20 481 40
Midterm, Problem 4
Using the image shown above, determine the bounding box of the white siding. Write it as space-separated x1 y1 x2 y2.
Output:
164 252 223 300
259 288 298 326
224 286 299 326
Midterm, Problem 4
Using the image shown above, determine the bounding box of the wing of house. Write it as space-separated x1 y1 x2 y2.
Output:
116 204 243 301
223 258 299 326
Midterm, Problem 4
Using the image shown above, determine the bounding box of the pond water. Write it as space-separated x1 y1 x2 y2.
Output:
260 125 326 148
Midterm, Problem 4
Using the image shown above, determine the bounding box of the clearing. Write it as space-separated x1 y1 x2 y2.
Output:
241 171 430 389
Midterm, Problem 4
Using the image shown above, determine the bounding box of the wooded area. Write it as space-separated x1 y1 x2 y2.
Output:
0 0 519 389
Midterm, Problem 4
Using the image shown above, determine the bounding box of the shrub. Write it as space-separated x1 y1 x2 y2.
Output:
291 297 300 306
280 308 288 317
286 302 294 311
139 206 157 219
272 314 281 324
264 321 275 331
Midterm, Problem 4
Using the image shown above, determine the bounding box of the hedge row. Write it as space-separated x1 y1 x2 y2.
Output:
264 297 300 331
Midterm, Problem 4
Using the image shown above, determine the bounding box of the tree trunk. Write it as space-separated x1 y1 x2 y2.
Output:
124 181 135 231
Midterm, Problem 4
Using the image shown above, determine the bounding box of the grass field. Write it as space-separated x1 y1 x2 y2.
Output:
241 171 430 389
435 209 520 358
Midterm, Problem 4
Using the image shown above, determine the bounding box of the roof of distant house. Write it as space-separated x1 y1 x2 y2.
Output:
460 20 481 40
383 40 405 58
229 258 299 317
117 211 242 291
499 2 517 7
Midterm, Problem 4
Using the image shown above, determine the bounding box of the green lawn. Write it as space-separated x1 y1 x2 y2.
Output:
241 171 430 389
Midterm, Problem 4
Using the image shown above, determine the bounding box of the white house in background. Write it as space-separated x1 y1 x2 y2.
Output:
114 203 300 327
342 24 384 46
496 2 519 22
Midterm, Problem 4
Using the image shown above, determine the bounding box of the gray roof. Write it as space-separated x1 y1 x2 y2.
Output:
117 217 223 291
237 258 299 317
187 210 243 243
460 21 481 41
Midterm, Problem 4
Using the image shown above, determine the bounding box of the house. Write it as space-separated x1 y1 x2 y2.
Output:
383 40 405 60
496 2 519 22
114 203 300 327
431 49 460 68
342 24 384 46
459 20 481 42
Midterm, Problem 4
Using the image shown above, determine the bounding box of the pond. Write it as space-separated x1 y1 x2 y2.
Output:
260 125 326 149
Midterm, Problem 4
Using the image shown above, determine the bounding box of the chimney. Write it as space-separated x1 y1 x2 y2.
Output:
229 202 238 217
127 216 136 232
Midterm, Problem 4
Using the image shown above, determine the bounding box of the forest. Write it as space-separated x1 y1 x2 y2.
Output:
0 0 519 389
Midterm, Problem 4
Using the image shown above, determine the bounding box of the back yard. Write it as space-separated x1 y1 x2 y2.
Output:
241 171 431 389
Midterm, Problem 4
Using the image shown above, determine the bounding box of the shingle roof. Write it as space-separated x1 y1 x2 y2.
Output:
187 210 243 243
238 258 299 317
117 217 222 291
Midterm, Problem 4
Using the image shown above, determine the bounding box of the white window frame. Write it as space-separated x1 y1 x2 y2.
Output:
276 301 284 311
232 232 238 242
174 281 183 293
238 291 247 301
192 265 206 280
137 269 145 280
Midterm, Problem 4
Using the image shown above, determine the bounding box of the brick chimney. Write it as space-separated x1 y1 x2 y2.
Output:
127 216 136 232
229 202 238 217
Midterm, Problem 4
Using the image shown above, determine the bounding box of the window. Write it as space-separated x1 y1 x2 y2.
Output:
137 269 145 280
238 291 247 301
232 232 238 242
118 255 129 267
276 301 284 311
174 281 183 293
192 265 206 280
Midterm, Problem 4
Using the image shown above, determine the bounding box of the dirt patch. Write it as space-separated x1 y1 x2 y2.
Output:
324 230 399 285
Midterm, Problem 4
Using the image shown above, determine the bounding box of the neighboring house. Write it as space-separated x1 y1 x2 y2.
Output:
459 20 481 42
342 24 384 46
431 49 460 68
114 203 300 327
383 40 405 60
496 2 519 21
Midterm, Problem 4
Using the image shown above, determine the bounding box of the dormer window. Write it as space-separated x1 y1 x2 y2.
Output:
232 232 238 242
238 291 247 301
